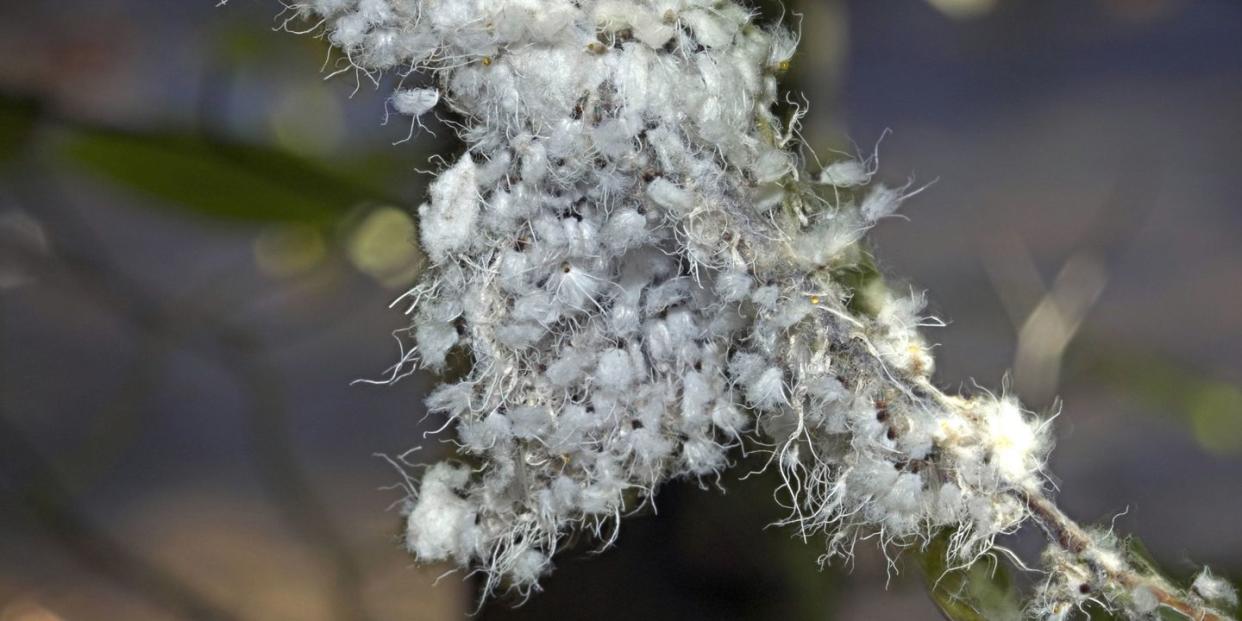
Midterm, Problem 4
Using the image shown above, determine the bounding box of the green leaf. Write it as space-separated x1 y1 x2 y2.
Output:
919 531 1024 621
58 126 399 224
1124 537 1169 580
831 249 883 317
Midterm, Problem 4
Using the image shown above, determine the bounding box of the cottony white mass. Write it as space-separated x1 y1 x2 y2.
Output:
295 0 1044 594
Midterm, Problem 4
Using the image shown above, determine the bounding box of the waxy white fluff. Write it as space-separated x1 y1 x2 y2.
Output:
392 87 440 117
417 155 479 263
1193 568 1239 608
277 0 1063 603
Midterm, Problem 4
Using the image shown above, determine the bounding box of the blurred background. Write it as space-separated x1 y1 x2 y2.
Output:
1 0 1240 619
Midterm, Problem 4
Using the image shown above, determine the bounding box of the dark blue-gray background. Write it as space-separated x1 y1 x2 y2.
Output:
0 1 1239 619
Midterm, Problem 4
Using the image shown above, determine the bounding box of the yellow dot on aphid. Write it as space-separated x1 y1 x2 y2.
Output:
778 60 791 73
481 56 493 66
810 295 821 305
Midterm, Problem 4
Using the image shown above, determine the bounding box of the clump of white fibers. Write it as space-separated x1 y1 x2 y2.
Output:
288 0 1047 595
262 0 1237 616
1194 568 1239 608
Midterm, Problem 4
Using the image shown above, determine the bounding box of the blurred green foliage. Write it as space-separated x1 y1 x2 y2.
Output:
0 91 430 289
1081 346 1242 456
59 126 396 225
919 530 1023 621
0 93 41 164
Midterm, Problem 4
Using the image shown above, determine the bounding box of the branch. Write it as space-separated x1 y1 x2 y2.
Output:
1019 487 1235 621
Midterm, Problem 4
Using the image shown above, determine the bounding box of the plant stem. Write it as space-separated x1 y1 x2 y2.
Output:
1018 487 1234 621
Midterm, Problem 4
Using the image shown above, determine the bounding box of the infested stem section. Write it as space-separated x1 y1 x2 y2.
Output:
1020 488 1235 621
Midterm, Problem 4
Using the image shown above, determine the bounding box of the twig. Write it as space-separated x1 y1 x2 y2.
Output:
1019 487 1234 621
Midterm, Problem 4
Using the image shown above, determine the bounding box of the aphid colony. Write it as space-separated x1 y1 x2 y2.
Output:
289 0 1052 599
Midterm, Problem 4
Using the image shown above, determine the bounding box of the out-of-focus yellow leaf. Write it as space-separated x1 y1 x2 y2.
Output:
345 206 424 289
253 223 328 279
1188 384 1242 456
270 84 346 159
0 598 65 621
925 0 997 19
